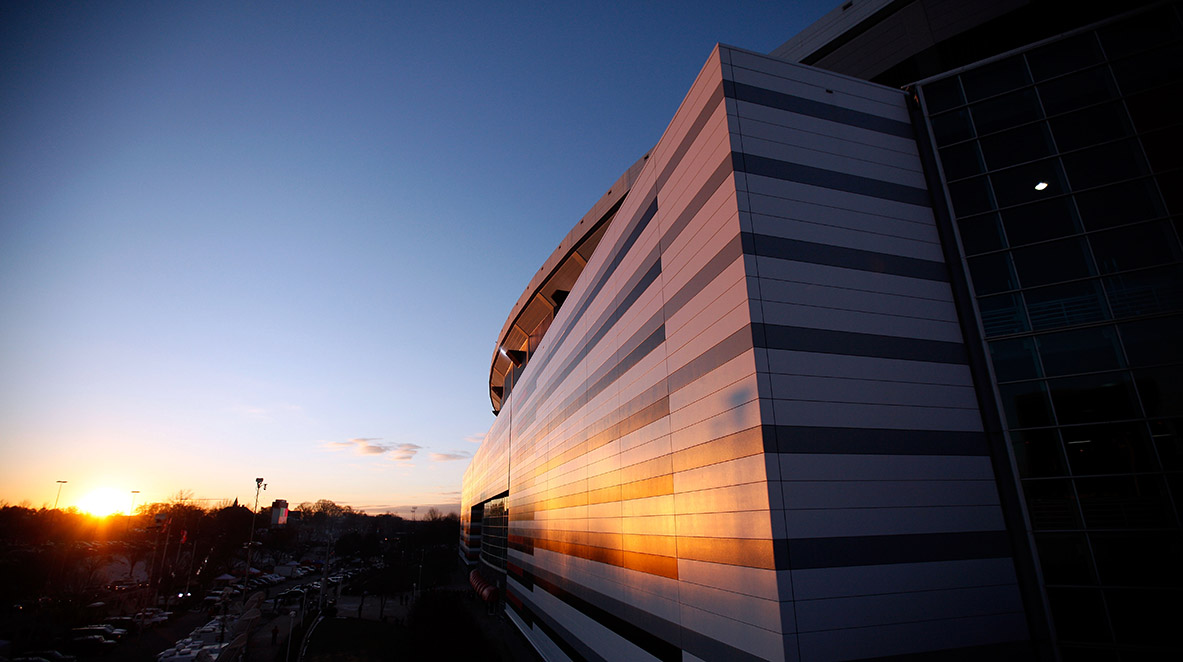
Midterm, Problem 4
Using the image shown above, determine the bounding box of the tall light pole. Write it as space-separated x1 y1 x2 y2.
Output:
287 610 296 662
53 480 68 510
243 478 265 607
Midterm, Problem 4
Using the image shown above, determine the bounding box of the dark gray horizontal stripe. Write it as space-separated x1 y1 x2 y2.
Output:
856 640 1035 662
516 251 662 432
578 382 669 452
754 323 969 365
656 81 725 191
523 231 747 439
535 318 666 442
507 585 606 662
659 155 734 252
735 152 931 207
519 567 681 661
520 232 741 438
668 324 755 393
662 232 744 318
544 250 660 394
773 425 988 455
680 628 767 662
725 79 914 138
542 193 658 381
741 231 949 282
522 233 744 440
789 530 1013 569
793 0 913 67
516 563 766 662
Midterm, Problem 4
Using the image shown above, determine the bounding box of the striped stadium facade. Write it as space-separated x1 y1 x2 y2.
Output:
461 42 1034 662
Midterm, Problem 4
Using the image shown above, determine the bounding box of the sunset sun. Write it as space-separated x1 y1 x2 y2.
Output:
78 487 127 517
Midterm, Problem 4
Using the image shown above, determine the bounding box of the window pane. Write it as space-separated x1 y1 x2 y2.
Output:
967 252 1017 294
1061 139 1148 191
1027 33 1104 81
1110 42 1183 96
1012 237 1094 288
1134 365 1183 417
1048 371 1139 425
1049 102 1133 152
1140 123 1183 173
1012 428 1067 478
1034 533 1097 585
947 176 995 216
931 108 975 146
1045 588 1112 643
990 337 1041 381
1038 66 1119 116
1149 418 1183 470
1119 315 1183 367
999 380 1055 428
980 123 1057 170
1125 81 1183 132
1025 280 1109 330
1091 531 1183 587
1104 263 1183 318
922 76 965 113
1023 478 1082 529
1075 474 1174 528
958 212 1005 254
971 88 1042 135
1074 177 1165 230
991 158 1069 207
1098 6 1183 58
961 55 1031 102
1000 196 1080 246
1158 168 1183 217
979 292 1029 336
939 140 986 180
1090 221 1182 275
1036 326 1124 377
1106 587 1183 646
1062 422 1157 475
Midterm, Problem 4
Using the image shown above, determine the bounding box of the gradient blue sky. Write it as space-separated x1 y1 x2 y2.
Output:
1 1 834 515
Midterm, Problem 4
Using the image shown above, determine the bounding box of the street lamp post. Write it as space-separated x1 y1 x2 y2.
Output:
243 478 265 607
53 480 67 510
287 610 296 662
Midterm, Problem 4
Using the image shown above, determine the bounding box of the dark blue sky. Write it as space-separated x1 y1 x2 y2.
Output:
0 0 835 513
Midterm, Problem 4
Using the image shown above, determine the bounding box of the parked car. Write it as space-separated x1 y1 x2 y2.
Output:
69 635 117 655
135 608 172 625
102 617 139 633
71 624 126 640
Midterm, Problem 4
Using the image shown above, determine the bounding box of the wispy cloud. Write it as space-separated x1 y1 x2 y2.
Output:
463 433 485 444
429 450 472 462
390 443 421 462
322 438 420 461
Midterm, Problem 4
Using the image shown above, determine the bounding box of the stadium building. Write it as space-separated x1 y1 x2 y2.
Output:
461 1 1182 659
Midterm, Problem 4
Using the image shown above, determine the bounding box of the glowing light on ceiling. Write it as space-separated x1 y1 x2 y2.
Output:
1034 181 1049 191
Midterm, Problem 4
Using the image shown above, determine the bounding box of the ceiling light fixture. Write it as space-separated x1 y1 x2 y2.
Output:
1034 181 1049 191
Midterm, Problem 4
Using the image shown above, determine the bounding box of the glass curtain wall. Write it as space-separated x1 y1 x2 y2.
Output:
479 494 509 574
916 5 1183 659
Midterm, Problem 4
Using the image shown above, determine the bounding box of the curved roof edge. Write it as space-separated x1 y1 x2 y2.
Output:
487 153 650 413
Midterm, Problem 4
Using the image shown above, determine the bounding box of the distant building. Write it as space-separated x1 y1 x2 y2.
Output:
269 499 288 527
462 1 1181 659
